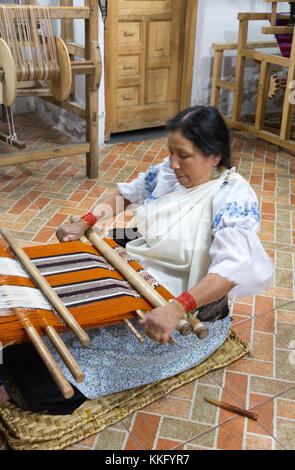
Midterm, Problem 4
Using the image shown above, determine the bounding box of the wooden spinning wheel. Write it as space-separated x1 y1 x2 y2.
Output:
47 36 72 102
0 1 102 179
0 5 72 105
0 37 17 106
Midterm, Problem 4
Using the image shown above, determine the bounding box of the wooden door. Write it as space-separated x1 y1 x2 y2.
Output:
105 0 197 137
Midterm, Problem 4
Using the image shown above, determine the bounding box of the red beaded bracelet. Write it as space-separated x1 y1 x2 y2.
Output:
175 291 197 314
80 212 97 228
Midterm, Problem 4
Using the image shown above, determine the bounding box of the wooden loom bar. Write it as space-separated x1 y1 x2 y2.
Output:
85 0 99 178
280 22 295 141
212 40 278 51
232 20 249 122
0 143 90 167
255 60 271 130
0 6 90 20
210 50 224 107
224 117 295 152
44 324 85 383
1 229 90 347
271 1 277 26
6 304 74 399
264 0 295 3
240 48 290 67
83 226 207 342
262 26 295 34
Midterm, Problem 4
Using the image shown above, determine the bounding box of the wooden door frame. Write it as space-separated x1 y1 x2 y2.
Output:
104 0 198 140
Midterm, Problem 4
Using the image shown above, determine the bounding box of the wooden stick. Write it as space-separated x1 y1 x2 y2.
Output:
44 323 85 383
123 318 145 344
12 306 74 399
1 229 90 347
83 228 181 344
204 398 258 421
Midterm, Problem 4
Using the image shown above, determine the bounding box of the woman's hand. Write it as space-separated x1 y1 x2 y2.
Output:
56 220 89 242
139 302 184 345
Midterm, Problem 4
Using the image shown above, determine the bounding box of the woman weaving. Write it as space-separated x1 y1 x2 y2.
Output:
0 106 274 413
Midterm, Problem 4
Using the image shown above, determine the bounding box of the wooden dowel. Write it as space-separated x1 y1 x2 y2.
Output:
123 318 145 344
13 307 74 399
45 324 85 383
204 398 258 421
1 229 90 347
187 313 209 339
83 227 180 344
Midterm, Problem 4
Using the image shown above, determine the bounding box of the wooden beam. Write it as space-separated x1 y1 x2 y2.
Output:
212 41 278 51
216 79 234 91
67 42 86 58
17 88 51 97
180 0 198 109
262 26 295 34
41 97 86 119
271 1 277 27
210 51 224 107
232 20 249 122
0 144 90 167
225 117 295 153
241 48 290 67
85 0 99 179
0 6 90 19
280 29 295 140
255 61 271 130
238 13 271 21
264 0 295 2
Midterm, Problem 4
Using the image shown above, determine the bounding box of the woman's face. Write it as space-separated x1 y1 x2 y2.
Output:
168 131 221 188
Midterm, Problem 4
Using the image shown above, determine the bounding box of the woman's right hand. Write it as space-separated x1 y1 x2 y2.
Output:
56 220 89 242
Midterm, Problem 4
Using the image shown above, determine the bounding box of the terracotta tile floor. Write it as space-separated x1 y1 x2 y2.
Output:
0 113 295 450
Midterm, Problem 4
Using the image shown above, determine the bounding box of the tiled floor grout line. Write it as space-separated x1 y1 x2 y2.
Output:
233 299 295 328
121 420 145 450
208 370 295 450
170 412 248 450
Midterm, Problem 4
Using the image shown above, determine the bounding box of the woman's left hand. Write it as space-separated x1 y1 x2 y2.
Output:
138 302 184 345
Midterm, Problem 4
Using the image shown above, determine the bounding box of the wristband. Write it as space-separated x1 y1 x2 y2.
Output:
80 212 97 228
175 292 197 314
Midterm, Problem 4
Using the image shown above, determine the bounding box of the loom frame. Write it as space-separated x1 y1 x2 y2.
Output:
210 1 295 154
0 0 102 179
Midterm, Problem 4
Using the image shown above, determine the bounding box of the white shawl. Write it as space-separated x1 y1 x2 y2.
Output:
126 168 251 296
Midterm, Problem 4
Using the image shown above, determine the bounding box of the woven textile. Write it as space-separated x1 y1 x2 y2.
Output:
0 240 172 345
0 330 248 450
275 14 293 58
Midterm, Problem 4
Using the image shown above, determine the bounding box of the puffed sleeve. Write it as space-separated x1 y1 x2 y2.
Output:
117 162 164 205
208 177 274 298
117 157 182 205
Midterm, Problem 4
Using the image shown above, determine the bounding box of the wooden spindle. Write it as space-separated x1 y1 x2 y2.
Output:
8 304 74 399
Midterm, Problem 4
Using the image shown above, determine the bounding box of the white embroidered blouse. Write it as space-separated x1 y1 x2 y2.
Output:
118 157 274 299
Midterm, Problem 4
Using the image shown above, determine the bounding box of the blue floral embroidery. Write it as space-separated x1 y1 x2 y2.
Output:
146 194 156 203
213 201 260 229
144 164 160 194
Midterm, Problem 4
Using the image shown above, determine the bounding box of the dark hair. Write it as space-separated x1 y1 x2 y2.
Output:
166 106 231 169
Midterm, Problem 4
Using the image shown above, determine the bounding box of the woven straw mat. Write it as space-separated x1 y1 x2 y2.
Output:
0 330 249 450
